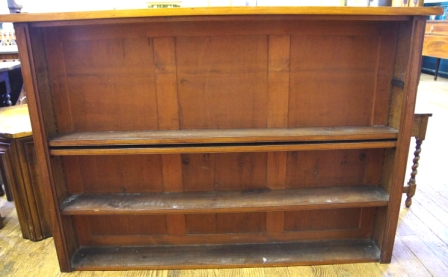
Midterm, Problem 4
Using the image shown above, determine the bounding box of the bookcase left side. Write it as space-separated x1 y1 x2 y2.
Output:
14 22 76 272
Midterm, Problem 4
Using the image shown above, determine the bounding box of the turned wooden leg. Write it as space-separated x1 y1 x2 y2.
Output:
405 139 422 208
434 58 441 81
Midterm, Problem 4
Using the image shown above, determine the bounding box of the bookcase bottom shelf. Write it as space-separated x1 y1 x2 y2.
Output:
71 239 380 270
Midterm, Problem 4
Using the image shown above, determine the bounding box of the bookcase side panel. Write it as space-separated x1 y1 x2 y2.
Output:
375 17 428 262
15 23 77 271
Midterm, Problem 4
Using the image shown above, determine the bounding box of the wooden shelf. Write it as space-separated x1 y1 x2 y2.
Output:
71 239 380 270
50 140 396 156
60 186 389 215
49 126 398 147
0 6 443 23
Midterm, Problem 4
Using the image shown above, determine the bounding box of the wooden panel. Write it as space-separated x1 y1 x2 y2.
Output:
176 35 268 129
266 211 284 233
83 228 379 246
19 138 52 240
267 35 290 128
60 186 389 215
425 20 448 35
43 28 74 133
62 156 83 194
65 155 164 193
178 152 269 192
266 35 289 194
288 34 379 127
379 17 428 263
389 86 405 129
411 113 431 139
267 152 287 190
154 37 179 130
181 153 215 192
164 158 186 235
76 215 167 241
373 22 399 125
52 35 159 132
284 208 367 232
363 148 385 185
213 153 267 191
166 214 186 236
422 35 448 60
70 240 380 270
162 154 183 192
185 213 266 234
16 24 77 271
37 20 385 41
286 149 385 188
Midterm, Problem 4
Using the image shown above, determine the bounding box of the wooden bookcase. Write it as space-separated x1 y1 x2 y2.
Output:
0 6 442 272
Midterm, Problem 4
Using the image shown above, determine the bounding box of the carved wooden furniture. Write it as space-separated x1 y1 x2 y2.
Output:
0 105 51 241
0 6 442 272
0 61 21 106
0 138 14 201
422 20 448 80
402 113 431 208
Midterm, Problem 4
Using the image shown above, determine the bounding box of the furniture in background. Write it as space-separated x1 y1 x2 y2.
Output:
422 20 448 80
403 113 431 207
0 61 21 106
1 6 442 272
0 47 19 60
0 105 51 241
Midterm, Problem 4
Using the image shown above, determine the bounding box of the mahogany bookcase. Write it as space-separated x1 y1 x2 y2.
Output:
0 6 442 272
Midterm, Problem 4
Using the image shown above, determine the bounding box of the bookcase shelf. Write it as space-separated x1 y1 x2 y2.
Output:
49 140 397 155
71 240 380 270
49 126 398 147
60 185 389 215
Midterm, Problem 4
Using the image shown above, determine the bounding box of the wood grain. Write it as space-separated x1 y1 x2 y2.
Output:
49 141 397 156
49 126 399 147
60 186 389 215
422 35 448 60
0 7 443 23
8 7 435 271
70 240 380 270
379 17 428 263
1 73 447 276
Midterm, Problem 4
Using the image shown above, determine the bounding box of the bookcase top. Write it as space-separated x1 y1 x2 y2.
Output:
0 6 443 23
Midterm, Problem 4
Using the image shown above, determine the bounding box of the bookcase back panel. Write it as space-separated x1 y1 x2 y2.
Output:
288 35 378 127
286 149 384 188
185 213 266 234
41 20 397 134
73 207 375 246
78 215 168 236
176 35 268 129
61 149 384 194
284 207 375 232
181 152 268 192
63 155 165 194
